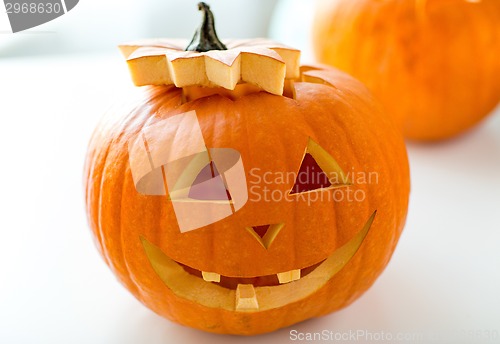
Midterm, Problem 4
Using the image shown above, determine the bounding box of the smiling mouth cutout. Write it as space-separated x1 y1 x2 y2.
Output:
141 211 376 312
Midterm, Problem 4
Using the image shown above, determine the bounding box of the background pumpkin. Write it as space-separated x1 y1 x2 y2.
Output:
313 0 500 141
84 3 410 335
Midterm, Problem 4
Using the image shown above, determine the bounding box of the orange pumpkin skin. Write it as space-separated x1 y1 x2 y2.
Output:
313 0 500 141
84 66 410 335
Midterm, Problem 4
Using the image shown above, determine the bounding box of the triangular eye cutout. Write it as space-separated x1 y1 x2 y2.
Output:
245 223 285 249
188 161 232 200
290 153 332 194
289 138 350 194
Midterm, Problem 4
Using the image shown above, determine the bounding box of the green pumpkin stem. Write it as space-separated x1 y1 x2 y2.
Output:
186 2 227 52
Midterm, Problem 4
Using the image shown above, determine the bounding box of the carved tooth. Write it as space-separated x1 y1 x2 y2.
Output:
201 271 220 283
277 269 301 284
235 284 259 311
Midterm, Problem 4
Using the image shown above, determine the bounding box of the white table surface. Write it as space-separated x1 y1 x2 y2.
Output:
1 54 499 344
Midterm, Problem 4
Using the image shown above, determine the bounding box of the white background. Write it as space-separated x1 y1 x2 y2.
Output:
1 1 500 343
0 0 12 33
0 0 278 56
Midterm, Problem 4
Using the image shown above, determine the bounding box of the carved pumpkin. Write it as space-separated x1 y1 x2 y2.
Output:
84 3 410 335
313 0 500 141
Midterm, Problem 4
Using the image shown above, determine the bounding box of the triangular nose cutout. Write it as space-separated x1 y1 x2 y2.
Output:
252 225 271 238
245 223 285 249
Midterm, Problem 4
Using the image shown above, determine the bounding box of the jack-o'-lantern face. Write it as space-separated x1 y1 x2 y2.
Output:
129 109 377 312
84 3 410 335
